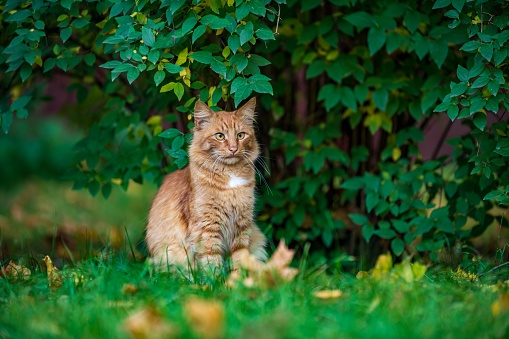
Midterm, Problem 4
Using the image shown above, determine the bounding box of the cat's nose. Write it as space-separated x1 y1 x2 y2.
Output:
229 146 238 154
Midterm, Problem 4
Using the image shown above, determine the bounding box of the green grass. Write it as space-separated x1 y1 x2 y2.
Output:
1 255 509 339
2 180 509 338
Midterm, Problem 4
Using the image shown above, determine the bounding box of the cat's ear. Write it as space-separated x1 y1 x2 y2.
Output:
194 100 213 130
236 97 256 124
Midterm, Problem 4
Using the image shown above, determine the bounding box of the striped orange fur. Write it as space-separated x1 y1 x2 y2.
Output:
146 98 267 270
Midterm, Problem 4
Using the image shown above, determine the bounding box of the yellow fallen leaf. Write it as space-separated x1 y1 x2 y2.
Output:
314 290 343 299
183 298 224 339
122 283 139 295
1 261 31 280
356 271 369 279
371 252 393 279
492 294 509 316
267 240 295 269
43 255 62 288
124 306 178 339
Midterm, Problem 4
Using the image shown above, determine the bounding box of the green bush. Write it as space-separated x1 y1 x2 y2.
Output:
2 0 509 265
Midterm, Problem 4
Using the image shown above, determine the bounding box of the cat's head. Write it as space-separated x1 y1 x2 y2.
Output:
190 98 259 166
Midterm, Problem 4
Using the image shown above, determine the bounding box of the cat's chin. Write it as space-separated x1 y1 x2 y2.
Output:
220 156 241 165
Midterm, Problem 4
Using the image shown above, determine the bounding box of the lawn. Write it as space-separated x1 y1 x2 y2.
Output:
1 181 509 338
1 254 509 338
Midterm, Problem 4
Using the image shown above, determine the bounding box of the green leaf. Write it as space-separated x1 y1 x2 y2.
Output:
488 80 500 96
233 85 253 107
170 0 186 14
154 70 165 86
236 3 250 21
367 26 386 55
366 192 380 212
434 101 451 112
494 48 507 66
469 96 486 114
375 228 397 239
252 80 273 95
172 135 185 150
460 40 480 52
84 54 96 66
192 25 207 44
343 11 375 29
60 27 72 43
373 89 388 111
211 59 227 77
174 82 184 100
456 65 469 82
391 238 405 255
404 11 420 33
127 68 140 84
450 82 468 97
306 60 325 79
1 112 13 134
158 128 182 139
20 63 32 82
100 60 123 69
164 63 184 73
102 183 112 200
349 214 369 225
142 27 155 47
362 224 375 242
24 50 36 65
471 76 491 88
468 63 485 78
240 22 254 46
447 105 459 121
433 0 451 9
479 44 493 61
190 51 214 64
430 39 448 68
44 58 56 73
6 9 31 22
452 0 465 12
182 16 197 36
248 0 266 16
230 53 248 73
228 35 241 54
148 50 160 64
256 28 275 40
11 96 31 111
160 82 176 93
473 112 487 130
72 18 90 29
484 190 504 200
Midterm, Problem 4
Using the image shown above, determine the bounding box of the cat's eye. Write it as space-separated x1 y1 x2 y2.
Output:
214 133 225 140
237 132 246 140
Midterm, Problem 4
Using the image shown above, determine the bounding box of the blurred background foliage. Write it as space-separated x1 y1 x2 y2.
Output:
1 0 509 269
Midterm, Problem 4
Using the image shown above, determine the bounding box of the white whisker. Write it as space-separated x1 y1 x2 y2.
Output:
242 154 272 195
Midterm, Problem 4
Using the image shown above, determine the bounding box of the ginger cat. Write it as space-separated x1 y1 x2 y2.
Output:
146 98 267 270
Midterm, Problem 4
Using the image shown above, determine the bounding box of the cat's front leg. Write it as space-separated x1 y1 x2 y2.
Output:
231 221 263 270
189 223 224 269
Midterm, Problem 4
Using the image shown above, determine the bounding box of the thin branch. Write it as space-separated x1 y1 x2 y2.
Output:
478 261 509 278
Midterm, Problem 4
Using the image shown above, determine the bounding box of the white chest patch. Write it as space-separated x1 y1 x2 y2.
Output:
228 174 249 188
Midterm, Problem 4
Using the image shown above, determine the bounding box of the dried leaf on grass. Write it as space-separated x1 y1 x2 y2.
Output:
0 261 31 280
228 240 299 288
183 298 225 339
491 294 509 316
124 306 179 339
356 252 427 283
122 283 139 295
43 255 62 288
314 290 343 299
